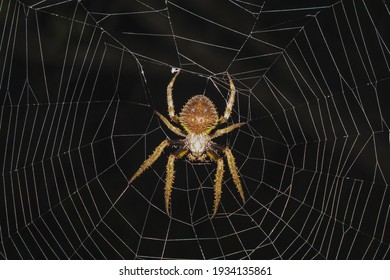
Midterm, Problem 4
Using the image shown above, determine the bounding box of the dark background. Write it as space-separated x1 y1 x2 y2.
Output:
0 0 389 259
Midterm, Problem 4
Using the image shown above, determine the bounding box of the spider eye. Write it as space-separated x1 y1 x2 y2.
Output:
203 108 208 113
190 108 195 113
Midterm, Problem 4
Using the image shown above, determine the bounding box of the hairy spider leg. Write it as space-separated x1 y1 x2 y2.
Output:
210 122 246 140
167 70 181 122
219 73 236 124
213 158 224 218
207 144 245 218
207 150 224 218
165 149 188 216
155 110 186 137
129 140 170 184
224 147 245 202
165 155 175 216
210 143 245 204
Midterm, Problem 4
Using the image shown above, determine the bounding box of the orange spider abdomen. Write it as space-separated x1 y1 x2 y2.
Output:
179 95 218 133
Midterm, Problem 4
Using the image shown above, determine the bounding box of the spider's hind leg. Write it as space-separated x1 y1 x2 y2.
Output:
167 71 181 123
219 73 236 124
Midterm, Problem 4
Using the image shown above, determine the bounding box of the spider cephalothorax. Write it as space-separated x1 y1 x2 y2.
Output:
130 71 246 217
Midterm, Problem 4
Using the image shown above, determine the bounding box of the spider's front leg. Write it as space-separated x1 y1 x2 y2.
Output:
165 147 188 216
207 150 224 218
165 154 176 216
224 147 245 202
129 140 170 184
210 143 245 207
130 138 188 217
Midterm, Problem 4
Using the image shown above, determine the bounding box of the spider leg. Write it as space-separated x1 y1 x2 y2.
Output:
165 147 188 217
224 147 245 203
219 73 236 124
207 150 224 218
210 122 245 139
172 147 189 158
210 143 245 203
167 70 181 122
165 154 175 216
155 111 186 137
129 140 169 184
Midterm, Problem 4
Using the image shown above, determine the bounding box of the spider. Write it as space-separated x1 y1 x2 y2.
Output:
130 70 246 218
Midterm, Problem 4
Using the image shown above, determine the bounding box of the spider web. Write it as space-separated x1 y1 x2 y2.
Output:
0 0 389 260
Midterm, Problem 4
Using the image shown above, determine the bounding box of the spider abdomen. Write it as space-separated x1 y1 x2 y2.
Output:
179 95 218 134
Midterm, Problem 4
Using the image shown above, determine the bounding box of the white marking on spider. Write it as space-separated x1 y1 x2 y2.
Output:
186 133 210 157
